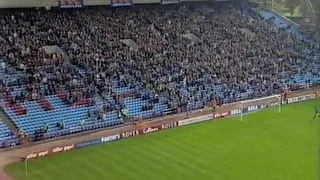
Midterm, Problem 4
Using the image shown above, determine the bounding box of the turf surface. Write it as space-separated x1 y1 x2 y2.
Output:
5 99 320 180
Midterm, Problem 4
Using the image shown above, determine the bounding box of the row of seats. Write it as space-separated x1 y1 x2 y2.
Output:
0 119 19 148
259 10 320 87
4 95 124 137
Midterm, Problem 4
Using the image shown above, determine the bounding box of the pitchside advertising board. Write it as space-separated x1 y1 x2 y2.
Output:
178 112 232 126
120 122 179 138
25 92 317 160
286 94 315 104
101 134 121 143
76 139 101 148
25 122 180 159
230 93 316 116
230 104 273 116
178 114 212 126
26 144 75 160
230 100 281 116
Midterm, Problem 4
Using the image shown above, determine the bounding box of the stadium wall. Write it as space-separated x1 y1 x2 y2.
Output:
132 0 159 4
0 0 58 8
317 12 320 40
0 0 208 8
24 88 320 160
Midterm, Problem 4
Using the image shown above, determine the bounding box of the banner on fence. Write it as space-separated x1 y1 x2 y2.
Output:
111 0 132 6
58 0 84 8
161 0 180 4
163 108 178 115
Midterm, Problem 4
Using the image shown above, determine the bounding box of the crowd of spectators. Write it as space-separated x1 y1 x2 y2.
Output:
0 2 319 119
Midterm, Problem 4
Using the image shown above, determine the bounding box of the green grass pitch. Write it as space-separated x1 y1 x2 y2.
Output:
5 99 320 180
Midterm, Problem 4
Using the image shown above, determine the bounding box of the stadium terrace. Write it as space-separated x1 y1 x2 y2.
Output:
0 0 319 179
0 0 319 148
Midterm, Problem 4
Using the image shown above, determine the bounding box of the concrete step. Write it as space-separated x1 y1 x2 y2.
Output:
0 108 30 144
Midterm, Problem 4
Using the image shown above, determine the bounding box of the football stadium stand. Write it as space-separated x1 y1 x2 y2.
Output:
0 2 319 147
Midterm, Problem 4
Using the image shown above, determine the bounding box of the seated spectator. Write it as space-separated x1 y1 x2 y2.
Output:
18 129 26 139
56 121 65 130
34 129 43 141
80 119 85 128
42 123 49 133
102 113 107 121
87 109 91 118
